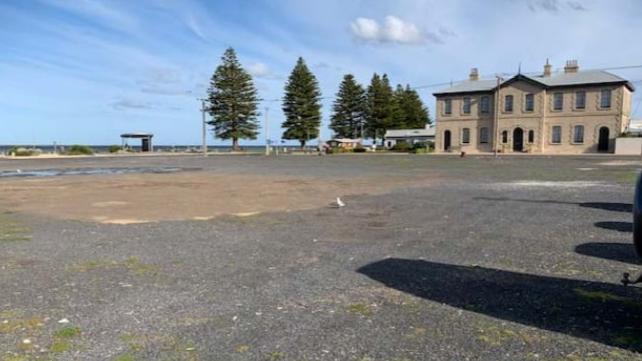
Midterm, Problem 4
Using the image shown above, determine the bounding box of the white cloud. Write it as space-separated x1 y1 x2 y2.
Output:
350 16 437 45
350 18 380 41
247 62 271 77
185 14 208 42
39 0 137 32
247 62 283 80
111 99 152 110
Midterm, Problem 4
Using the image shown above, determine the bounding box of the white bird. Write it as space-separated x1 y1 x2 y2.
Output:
331 197 346 208
16 169 21 174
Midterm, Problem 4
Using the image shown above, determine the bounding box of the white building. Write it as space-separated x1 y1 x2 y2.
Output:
384 125 435 148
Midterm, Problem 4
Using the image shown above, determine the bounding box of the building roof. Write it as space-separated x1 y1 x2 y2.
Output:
121 132 153 138
385 126 435 138
434 79 498 95
434 70 634 96
329 138 362 143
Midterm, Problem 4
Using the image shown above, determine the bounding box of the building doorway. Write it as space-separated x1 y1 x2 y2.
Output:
513 128 524 152
444 130 451 151
598 127 609 152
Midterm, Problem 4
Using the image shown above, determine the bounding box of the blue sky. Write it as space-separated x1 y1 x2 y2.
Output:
1 0 642 146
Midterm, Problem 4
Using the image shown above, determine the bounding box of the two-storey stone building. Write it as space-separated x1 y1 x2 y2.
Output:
434 60 635 154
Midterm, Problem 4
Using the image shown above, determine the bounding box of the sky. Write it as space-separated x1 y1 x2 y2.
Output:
2 0 642 146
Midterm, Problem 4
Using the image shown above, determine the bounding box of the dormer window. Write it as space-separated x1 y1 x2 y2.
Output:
525 93 534 112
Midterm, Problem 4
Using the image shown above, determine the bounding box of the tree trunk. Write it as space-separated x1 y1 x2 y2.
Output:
300 140 306 149
232 138 239 151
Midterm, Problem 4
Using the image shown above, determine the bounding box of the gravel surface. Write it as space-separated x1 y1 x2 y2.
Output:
1 154 642 361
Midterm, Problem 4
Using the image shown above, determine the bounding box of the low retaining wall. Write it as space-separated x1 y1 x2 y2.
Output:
615 137 642 155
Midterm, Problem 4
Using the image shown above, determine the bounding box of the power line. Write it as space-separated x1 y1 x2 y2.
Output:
253 64 642 105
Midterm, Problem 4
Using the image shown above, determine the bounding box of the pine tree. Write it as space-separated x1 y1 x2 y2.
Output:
282 57 322 148
207 47 260 151
330 74 367 139
365 73 395 143
392 84 431 129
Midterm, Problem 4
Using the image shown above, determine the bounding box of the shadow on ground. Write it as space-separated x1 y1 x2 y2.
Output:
474 197 632 213
594 221 633 233
575 242 640 264
358 258 642 351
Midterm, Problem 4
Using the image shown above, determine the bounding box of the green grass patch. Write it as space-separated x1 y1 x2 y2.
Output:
49 325 81 354
113 354 137 361
67 257 158 275
0 212 31 242
54 326 81 339
346 303 373 317
476 326 519 347
266 351 285 360
0 317 44 334
611 329 642 349
64 145 94 155
50 340 72 353
573 288 630 303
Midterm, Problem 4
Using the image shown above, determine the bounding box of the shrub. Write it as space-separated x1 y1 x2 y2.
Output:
65 145 94 155
8 147 40 157
108 145 122 153
390 142 411 152
353 146 367 153
327 147 352 154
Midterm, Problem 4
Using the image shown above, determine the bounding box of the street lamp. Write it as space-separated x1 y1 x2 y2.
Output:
197 98 208 157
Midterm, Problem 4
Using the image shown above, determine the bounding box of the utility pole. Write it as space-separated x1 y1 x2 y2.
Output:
199 98 208 157
264 107 270 156
493 76 502 154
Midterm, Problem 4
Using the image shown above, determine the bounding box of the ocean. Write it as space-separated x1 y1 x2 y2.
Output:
0 145 282 154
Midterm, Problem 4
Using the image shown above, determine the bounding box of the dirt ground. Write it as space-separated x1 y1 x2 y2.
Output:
0 171 431 224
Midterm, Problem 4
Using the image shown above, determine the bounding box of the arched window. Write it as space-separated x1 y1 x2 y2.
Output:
502 130 508 144
462 128 470 144
528 130 534 143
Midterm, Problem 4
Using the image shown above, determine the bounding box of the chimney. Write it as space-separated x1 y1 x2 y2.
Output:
564 60 579 74
469 68 479 81
543 58 552 77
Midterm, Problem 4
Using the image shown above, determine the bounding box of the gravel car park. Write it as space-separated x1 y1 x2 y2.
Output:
0 154 641 361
